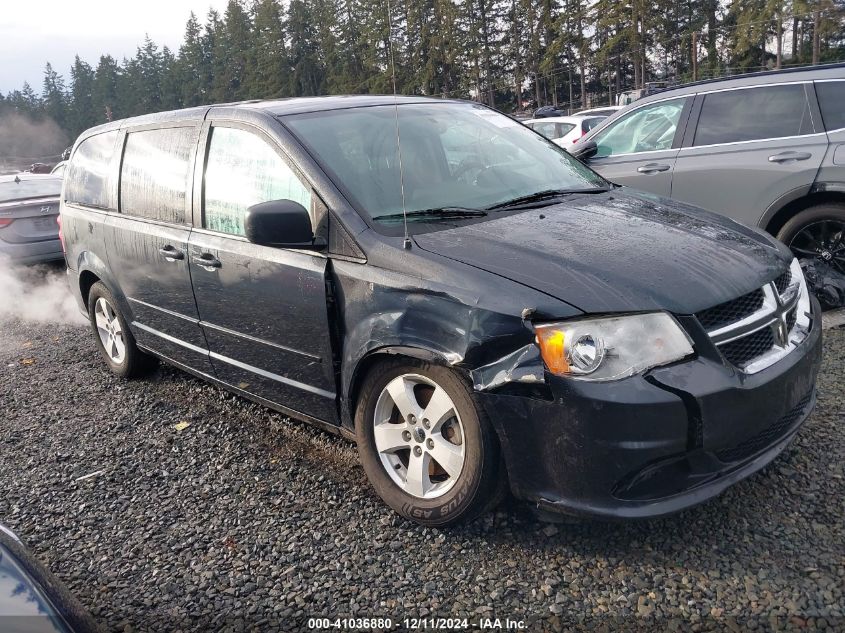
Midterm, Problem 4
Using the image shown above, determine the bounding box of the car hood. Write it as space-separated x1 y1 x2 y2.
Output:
413 190 792 315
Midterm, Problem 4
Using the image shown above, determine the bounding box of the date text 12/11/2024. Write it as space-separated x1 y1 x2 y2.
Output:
307 617 527 630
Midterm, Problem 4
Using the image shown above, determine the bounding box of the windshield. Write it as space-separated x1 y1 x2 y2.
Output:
284 103 606 227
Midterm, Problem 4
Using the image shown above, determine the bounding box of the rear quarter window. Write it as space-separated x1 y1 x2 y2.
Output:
815 81 845 131
582 117 604 132
694 84 814 146
530 121 559 139
65 131 119 209
120 127 196 224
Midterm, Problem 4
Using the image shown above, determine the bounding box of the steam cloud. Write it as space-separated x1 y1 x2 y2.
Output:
0 111 69 173
0 258 86 326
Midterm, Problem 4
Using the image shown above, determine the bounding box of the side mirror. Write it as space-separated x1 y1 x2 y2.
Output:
244 199 324 249
569 139 598 162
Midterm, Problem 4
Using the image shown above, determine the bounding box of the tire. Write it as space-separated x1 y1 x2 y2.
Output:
777 204 845 263
87 281 156 378
777 205 845 310
355 359 505 527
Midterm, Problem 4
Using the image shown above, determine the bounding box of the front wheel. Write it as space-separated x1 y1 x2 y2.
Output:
355 360 505 526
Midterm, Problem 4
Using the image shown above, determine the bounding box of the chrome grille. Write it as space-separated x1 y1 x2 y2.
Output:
720 327 775 367
774 269 792 295
695 289 764 331
786 306 797 332
695 259 811 374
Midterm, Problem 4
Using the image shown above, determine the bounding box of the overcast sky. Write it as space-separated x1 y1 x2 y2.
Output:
0 0 230 94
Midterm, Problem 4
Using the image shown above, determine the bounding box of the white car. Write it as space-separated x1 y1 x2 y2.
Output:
574 106 623 117
523 115 607 147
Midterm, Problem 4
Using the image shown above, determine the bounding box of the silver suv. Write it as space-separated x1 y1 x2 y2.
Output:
575 63 845 306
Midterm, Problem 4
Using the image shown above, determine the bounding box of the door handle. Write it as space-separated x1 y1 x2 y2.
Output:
191 253 222 271
636 163 671 174
768 151 812 163
158 245 185 261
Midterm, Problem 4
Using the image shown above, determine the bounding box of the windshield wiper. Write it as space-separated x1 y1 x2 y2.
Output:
486 187 608 211
373 207 488 221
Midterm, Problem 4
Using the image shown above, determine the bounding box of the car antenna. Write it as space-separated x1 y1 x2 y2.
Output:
386 0 411 250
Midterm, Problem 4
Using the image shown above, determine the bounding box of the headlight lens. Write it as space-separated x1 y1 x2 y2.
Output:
790 257 812 321
535 312 694 381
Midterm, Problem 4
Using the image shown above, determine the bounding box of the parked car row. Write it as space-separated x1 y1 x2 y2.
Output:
567 62 845 307
523 114 608 147
58 94 820 526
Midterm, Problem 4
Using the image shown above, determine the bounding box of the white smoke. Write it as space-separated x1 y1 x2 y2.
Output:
0 257 86 325
0 111 69 174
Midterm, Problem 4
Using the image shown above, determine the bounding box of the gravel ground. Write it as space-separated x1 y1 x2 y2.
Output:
1 284 844 631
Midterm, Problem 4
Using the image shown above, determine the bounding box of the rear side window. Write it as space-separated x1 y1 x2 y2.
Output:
582 117 604 132
65 131 119 209
530 122 562 139
815 81 845 131
203 127 311 236
120 127 196 224
694 84 814 146
557 123 576 137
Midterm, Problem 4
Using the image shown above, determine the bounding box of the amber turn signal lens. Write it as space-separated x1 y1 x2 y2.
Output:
535 326 570 375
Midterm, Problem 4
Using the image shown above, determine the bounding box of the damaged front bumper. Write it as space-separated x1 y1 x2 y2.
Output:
477 299 823 520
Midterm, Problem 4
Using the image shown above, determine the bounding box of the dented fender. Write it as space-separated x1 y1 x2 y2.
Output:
329 236 579 428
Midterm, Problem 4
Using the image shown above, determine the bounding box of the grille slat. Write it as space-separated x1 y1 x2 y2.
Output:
774 270 792 295
719 327 775 367
715 390 812 463
786 307 797 332
695 288 765 331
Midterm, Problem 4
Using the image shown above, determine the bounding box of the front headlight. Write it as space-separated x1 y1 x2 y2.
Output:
790 257 812 323
535 312 694 381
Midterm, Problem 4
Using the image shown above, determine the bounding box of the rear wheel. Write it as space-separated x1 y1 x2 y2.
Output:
777 205 845 309
87 282 156 378
355 359 504 526
778 205 845 273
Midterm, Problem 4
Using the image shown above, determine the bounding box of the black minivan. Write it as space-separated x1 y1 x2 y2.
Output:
60 96 822 526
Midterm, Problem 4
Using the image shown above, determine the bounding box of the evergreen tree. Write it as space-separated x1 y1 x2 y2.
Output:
92 55 120 122
4 0 844 136
288 0 326 95
42 63 68 129
159 46 183 110
178 12 209 106
249 0 291 98
68 56 96 137
212 0 254 101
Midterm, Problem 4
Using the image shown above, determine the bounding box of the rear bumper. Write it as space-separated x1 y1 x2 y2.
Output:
0 237 63 264
481 298 823 519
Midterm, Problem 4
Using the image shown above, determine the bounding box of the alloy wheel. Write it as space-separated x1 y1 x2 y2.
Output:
372 373 466 499
94 297 126 364
788 219 845 275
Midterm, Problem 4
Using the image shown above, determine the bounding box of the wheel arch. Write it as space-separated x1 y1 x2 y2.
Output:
78 270 100 313
74 250 131 318
345 346 464 432
762 187 845 238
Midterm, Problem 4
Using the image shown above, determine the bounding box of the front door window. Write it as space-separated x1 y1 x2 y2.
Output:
593 98 687 157
204 126 312 236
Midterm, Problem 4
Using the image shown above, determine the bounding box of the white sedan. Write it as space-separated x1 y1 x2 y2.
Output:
523 115 607 148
